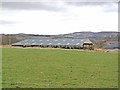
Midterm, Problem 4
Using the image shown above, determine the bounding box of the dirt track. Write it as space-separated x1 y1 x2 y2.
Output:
1 45 119 53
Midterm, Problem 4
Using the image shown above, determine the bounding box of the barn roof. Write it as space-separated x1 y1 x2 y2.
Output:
12 38 93 46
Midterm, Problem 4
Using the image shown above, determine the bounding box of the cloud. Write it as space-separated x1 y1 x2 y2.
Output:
0 0 118 34
2 2 66 11
66 2 109 6
0 20 16 24
66 2 118 12
0 6 118 35
102 3 118 12
2 1 118 13
1 0 119 2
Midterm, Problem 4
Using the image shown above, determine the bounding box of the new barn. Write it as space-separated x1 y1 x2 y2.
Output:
12 38 94 50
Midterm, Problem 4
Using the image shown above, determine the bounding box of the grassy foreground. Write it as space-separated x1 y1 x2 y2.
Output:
2 48 118 88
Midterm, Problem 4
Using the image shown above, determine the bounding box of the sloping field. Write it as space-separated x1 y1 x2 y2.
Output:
2 48 118 88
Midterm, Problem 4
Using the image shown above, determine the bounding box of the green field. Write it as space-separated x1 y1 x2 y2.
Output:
2 48 118 88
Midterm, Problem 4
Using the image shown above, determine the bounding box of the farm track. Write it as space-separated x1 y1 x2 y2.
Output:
1 45 119 53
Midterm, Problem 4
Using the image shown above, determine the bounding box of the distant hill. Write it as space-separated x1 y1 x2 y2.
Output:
58 31 118 39
0 31 119 49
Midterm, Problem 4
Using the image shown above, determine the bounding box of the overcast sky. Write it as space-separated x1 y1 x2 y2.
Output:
0 0 118 35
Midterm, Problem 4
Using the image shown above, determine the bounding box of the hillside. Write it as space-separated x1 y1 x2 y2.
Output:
58 31 118 39
0 31 119 49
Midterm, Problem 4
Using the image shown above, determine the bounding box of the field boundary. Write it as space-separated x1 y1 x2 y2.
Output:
1 45 119 53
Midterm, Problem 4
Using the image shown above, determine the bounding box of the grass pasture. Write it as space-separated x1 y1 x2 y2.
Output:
2 48 118 88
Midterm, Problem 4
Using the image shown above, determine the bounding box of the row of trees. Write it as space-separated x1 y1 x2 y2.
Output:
1 35 20 45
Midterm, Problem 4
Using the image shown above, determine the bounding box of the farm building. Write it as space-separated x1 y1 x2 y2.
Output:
12 38 94 50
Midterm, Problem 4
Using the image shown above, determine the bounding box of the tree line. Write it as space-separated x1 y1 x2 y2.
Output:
1 35 20 45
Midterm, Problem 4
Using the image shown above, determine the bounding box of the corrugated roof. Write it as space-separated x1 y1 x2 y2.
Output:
12 38 92 46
